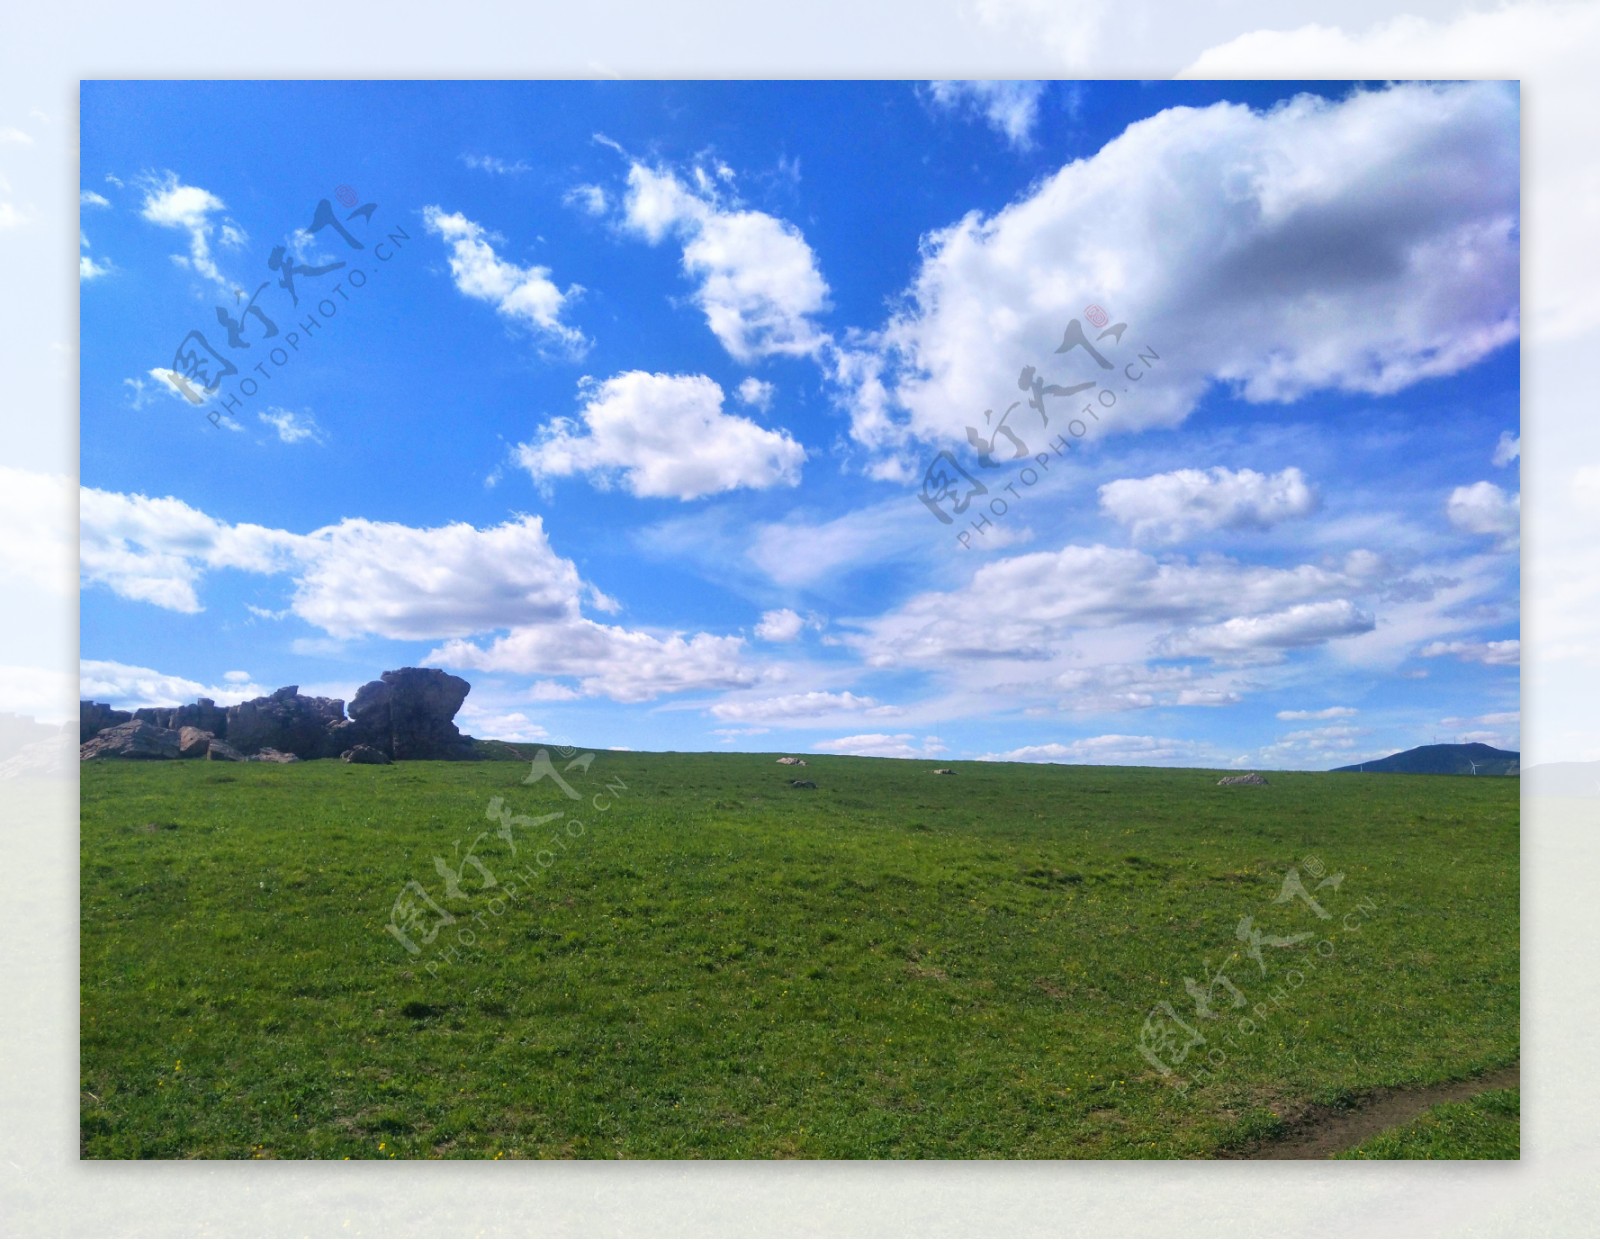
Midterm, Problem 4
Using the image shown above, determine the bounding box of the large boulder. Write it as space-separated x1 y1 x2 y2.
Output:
225 686 347 759
206 739 245 762
79 701 132 744
249 747 301 763
346 667 475 760
177 727 214 758
1217 773 1270 786
80 720 182 761
341 743 392 765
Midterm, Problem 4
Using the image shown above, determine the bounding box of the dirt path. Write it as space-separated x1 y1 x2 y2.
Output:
1223 1064 1520 1160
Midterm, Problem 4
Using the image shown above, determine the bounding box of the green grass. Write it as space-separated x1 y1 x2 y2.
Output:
1337 1088 1520 1159
79 753 1518 1159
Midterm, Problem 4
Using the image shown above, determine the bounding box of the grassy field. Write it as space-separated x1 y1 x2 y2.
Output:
79 752 1519 1159
1337 1088 1520 1159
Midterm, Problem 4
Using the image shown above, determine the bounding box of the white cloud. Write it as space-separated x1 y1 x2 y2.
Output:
290 515 586 641
222 670 252 683
1051 661 1239 713
1175 688 1240 707
80 486 757 705
139 172 239 291
713 726 771 743
79 659 270 709
1256 722 1372 766
1493 431 1521 467
79 488 303 613
812 733 945 759
926 80 1047 149
847 543 1374 667
137 367 206 409
980 734 1207 765
80 190 110 208
1099 466 1316 543
422 206 587 353
563 184 608 215
710 690 882 723
79 254 112 281
1447 481 1520 542
619 161 831 362
456 705 548 742
430 623 755 704
1160 600 1374 659
737 377 775 410
1180 2 1597 345
754 608 805 642
527 681 581 702
258 408 325 445
1277 706 1357 721
462 154 531 175
842 81 1518 466
743 497 932 589
0 127 33 145
1421 638 1520 667
515 371 805 500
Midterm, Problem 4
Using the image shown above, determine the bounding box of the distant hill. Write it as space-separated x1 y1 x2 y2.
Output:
1332 742 1519 776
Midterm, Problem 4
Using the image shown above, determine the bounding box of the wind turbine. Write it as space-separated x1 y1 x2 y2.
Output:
1467 759 1481 775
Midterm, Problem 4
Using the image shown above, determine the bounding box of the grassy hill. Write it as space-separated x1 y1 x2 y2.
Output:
1332 742 1519 777
80 751 1519 1159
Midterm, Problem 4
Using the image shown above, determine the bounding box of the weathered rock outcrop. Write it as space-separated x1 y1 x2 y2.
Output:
225 686 348 759
346 668 475 761
77 668 479 761
341 743 392 765
80 720 182 761
177 727 214 758
80 702 132 743
133 697 228 736
1217 773 1270 786
250 747 301 763
206 739 245 761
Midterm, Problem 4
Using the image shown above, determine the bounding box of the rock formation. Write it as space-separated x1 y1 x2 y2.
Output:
80 720 183 761
131 698 228 736
177 727 214 758
345 668 475 761
225 687 349 759
78 667 480 762
1217 772 1269 786
79 702 132 743
341 743 391 765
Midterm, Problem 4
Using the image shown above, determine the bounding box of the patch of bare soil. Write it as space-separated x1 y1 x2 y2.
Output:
1222 1064 1520 1160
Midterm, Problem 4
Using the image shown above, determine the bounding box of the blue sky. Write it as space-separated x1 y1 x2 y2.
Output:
78 78 1520 766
